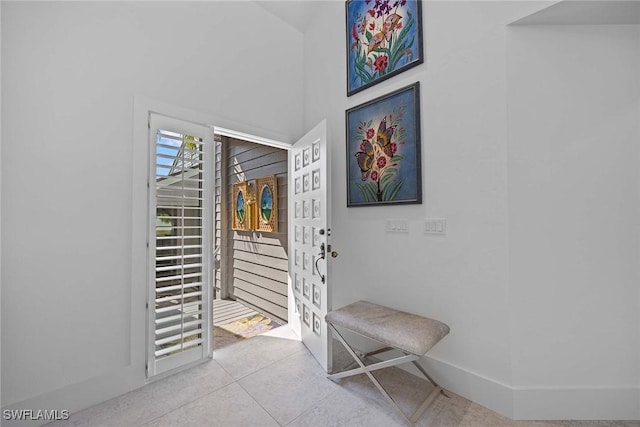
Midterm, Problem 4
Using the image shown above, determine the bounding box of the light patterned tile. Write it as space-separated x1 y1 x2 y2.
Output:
239 350 339 425
459 402 514 427
329 363 451 426
45 334 639 427
214 334 306 380
514 422 572 427
144 382 279 427
286 385 405 427
47 360 233 427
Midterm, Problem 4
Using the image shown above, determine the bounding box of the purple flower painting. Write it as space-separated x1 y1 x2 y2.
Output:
347 0 423 96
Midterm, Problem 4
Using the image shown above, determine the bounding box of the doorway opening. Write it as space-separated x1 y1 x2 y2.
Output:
212 133 289 350
142 102 329 378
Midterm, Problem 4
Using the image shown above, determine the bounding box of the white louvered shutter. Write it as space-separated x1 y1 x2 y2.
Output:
148 114 213 376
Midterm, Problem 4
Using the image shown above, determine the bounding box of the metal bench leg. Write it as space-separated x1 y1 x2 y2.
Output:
327 324 415 425
412 360 451 399
327 323 447 426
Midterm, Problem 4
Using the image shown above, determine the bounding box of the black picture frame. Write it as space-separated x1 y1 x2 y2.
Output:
346 0 424 96
346 82 422 207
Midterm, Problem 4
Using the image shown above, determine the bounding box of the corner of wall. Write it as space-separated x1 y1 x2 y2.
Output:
0 0 3 411
423 356 514 419
637 23 640 416
507 21 640 421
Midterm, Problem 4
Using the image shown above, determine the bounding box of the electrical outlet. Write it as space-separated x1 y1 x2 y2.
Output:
424 218 446 235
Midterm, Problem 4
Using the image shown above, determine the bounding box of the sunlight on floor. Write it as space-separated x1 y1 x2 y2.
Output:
262 324 301 341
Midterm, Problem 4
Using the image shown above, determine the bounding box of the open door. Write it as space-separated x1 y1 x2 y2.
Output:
288 120 333 372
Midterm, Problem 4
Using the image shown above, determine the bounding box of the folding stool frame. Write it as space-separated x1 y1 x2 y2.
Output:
327 323 449 426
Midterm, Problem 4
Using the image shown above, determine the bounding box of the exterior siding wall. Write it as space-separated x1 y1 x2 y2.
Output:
215 136 288 322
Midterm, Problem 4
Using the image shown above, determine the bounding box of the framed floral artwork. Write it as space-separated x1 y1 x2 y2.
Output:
346 82 422 206
346 0 423 96
232 181 251 231
255 175 278 233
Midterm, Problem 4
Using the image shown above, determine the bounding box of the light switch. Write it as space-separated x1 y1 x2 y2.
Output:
424 218 446 235
386 219 409 233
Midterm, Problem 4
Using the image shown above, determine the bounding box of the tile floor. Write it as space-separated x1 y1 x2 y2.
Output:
49 326 639 427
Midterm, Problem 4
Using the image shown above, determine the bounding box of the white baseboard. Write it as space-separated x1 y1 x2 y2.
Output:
422 356 640 421
512 386 640 420
1 365 144 427
420 355 514 419
337 337 639 421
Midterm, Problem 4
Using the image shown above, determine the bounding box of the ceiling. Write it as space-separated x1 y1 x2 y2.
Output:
254 0 327 33
255 1 640 32
256 0 640 32
511 0 640 25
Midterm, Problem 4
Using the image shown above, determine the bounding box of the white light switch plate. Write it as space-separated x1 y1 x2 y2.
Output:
386 219 409 233
424 218 446 235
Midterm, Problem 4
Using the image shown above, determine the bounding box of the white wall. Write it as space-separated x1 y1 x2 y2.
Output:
507 24 640 419
0 0 3 411
3 0 639 421
303 0 640 420
1 0 303 419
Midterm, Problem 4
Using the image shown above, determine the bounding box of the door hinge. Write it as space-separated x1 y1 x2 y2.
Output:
146 301 149 309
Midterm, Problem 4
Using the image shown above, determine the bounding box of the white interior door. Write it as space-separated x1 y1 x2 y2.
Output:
288 120 333 372
147 113 214 376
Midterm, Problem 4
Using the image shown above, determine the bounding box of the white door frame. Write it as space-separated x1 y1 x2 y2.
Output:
132 96 293 379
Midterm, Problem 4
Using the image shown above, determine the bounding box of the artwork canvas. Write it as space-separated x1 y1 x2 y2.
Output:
255 175 278 233
346 0 423 96
232 181 251 231
346 82 421 207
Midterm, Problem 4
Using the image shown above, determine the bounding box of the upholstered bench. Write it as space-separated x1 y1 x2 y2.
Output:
325 301 450 426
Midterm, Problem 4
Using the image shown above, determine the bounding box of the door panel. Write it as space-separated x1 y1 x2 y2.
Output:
288 120 332 371
148 114 214 376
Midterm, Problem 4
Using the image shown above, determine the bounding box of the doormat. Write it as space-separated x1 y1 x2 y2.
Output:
213 314 282 349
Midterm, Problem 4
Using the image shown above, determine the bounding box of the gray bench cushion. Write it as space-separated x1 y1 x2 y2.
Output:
325 300 449 356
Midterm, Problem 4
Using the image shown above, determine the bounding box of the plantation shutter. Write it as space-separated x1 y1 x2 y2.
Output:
148 114 214 376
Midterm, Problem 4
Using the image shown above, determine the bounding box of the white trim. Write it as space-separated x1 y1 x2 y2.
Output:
1 366 142 427
134 95 293 146
418 355 514 419
413 355 640 421
512 386 640 420
215 127 292 151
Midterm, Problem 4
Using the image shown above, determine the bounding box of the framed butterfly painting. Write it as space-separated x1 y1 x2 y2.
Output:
346 0 423 96
346 82 421 207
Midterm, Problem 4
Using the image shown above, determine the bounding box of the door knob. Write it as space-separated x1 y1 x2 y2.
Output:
331 251 339 258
